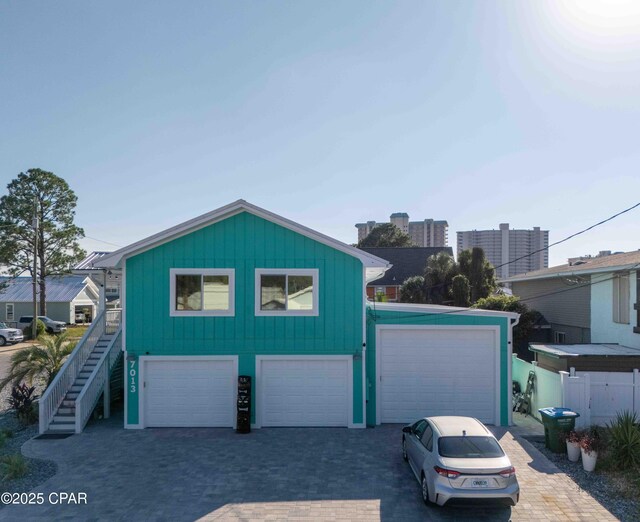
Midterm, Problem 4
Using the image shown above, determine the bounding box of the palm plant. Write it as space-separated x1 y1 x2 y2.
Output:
0 333 76 393
424 252 458 304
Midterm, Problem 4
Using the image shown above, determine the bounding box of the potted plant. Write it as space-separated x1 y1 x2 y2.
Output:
565 430 582 462
579 429 604 472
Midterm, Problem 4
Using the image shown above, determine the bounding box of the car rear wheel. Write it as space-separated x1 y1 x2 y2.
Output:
421 475 431 505
402 437 408 461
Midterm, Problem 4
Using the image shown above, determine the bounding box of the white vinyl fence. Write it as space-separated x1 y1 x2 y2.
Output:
512 356 640 428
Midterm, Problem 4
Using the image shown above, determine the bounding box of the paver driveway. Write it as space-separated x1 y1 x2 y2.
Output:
0 412 615 521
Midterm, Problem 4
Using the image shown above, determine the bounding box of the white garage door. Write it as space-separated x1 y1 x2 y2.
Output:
144 358 236 427
259 358 351 427
378 328 498 425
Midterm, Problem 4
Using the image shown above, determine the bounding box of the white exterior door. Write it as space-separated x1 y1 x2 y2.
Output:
143 358 236 427
258 357 352 427
377 327 499 425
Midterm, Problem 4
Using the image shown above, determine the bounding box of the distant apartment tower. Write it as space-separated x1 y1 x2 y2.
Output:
456 224 549 279
356 213 449 247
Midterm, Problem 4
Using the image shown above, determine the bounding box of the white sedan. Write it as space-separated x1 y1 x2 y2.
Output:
402 416 519 507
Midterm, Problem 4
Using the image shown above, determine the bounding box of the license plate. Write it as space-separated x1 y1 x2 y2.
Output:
471 479 489 488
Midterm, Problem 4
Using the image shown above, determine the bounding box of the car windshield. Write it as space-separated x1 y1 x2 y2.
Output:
38 317 52 322
438 436 505 458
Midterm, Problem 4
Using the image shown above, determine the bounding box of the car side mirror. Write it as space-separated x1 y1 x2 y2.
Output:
402 426 412 434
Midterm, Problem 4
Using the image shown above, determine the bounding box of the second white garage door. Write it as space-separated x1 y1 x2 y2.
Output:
258 357 352 427
143 357 236 427
377 327 499 425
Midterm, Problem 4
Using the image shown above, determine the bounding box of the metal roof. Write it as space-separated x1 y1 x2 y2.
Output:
73 251 113 270
530 343 640 358
0 275 91 303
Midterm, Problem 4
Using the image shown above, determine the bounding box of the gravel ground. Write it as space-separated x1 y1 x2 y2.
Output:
530 439 640 522
0 413 57 502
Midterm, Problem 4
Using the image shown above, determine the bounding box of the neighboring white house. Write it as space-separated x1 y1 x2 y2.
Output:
505 250 640 426
503 250 640 347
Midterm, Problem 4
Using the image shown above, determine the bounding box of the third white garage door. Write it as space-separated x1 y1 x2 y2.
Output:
258 357 352 427
377 327 499 425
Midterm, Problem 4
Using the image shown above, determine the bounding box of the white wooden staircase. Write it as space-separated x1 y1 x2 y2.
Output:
39 309 122 435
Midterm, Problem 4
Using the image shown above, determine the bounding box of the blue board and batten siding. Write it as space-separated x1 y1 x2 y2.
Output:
124 211 364 426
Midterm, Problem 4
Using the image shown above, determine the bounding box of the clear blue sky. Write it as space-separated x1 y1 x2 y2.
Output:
1 1 639 266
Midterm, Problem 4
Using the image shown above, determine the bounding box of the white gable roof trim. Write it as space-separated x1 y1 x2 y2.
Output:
94 200 391 272
370 301 520 320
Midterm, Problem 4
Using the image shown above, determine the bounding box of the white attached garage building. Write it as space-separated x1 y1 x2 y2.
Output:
367 303 518 427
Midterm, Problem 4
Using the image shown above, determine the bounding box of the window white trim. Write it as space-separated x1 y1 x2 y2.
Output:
5 303 14 322
169 268 235 317
254 268 319 316
613 273 630 324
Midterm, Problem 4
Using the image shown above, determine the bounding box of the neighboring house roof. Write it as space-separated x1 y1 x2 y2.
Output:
0 275 95 303
369 301 520 320
358 247 453 287
530 343 640 358
502 250 640 283
94 200 391 280
74 251 113 270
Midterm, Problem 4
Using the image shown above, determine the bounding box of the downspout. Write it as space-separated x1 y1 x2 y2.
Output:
508 313 520 426
361 266 367 429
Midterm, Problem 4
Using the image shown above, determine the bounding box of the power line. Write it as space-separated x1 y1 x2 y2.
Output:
414 201 640 295
83 235 123 248
369 261 640 323
493 201 640 272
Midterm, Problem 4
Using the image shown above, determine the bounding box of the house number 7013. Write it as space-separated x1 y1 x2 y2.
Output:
129 360 136 393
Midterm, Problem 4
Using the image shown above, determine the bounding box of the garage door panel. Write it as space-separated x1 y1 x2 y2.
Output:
144 359 235 428
261 359 350 427
379 328 497 424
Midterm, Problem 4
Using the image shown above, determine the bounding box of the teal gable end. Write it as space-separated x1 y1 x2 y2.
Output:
124 211 366 426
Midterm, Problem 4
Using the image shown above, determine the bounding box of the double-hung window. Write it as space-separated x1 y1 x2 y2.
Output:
170 269 234 317
255 269 318 316
612 273 630 324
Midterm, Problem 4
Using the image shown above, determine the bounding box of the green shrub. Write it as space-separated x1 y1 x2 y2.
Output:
0 432 6 449
24 319 45 340
0 429 13 438
8 383 38 425
607 410 640 471
0 454 28 481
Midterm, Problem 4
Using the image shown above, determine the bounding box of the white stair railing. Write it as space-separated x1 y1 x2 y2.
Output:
75 328 122 433
39 310 106 434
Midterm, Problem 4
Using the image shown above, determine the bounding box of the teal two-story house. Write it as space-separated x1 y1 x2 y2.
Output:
84 200 517 431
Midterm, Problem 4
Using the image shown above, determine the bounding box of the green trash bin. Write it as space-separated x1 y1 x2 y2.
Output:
538 407 580 453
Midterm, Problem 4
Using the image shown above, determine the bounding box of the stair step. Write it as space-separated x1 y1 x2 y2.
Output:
66 392 79 399
70 385 84 392
53 414 75 423
74 378 88 386
61 399 76 407
48 423 75 433
57 407 75 415
79 371 93 378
